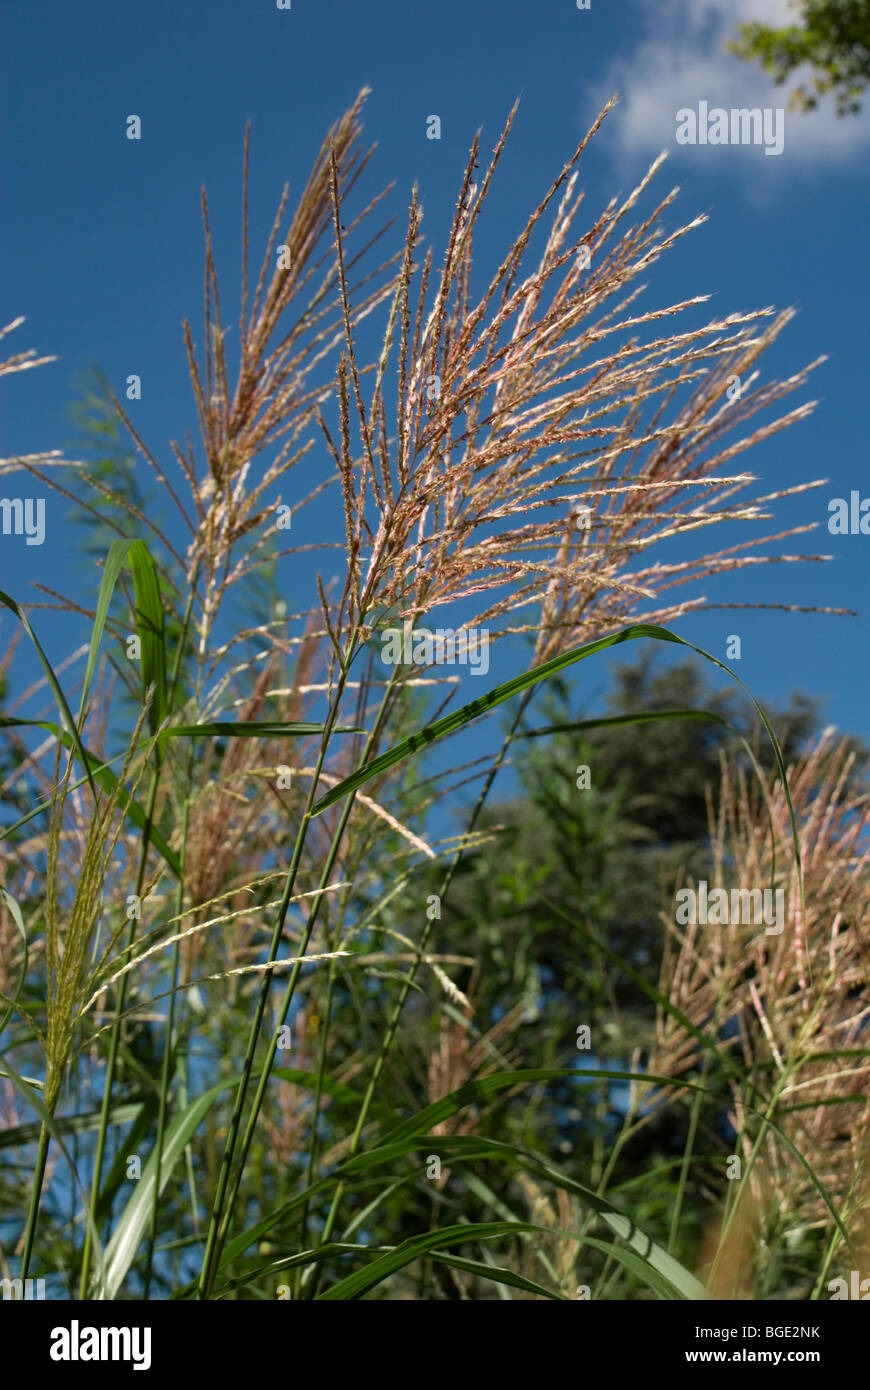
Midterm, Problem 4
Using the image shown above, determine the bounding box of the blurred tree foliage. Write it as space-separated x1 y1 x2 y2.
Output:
729 0 870 115
378 656 862 1294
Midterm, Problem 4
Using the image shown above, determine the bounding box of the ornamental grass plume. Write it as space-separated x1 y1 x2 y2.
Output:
0 89 855 1301
6 89 839 846
318 95 834 679
39 714 152 1115
644 729 870 1295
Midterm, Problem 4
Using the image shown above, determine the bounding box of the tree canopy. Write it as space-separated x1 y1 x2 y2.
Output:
730 1 870 115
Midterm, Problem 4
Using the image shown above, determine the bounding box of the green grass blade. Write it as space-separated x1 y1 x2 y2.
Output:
95 1099 159 1228
421 1066 852 1266
220 1045 840 1299
128 538 167 733
160 721 364 740
212 1244 386 1300
76 538 134 729
99 1076 238 1299
339 1178 414 1241
430 1251 569 1299
0 1103 144 1151
312 625 650 812
271 1067 391 1116
0 886 28 1034
0 588 96 796
0 1050 107 1294
581 1234 682 1300
0 714 356 872
375 1068 710 1147
539 903 853 1253
311 623 804 911
217 1072 711 1299
316 1221 562 1300
517 708 732 738
0 717 180 876
405 1133 711 1301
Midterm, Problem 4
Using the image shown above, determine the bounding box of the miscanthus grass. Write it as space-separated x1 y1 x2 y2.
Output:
0 91 856 1300
642 730 870 1298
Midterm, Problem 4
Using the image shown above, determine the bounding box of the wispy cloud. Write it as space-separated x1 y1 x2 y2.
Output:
597 0 870 166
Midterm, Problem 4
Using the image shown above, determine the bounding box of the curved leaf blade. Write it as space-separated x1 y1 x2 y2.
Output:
0 587 96 796
76 538 134 728
128 538 167 734
100 1077 237 1299
0 1050 107 1295
160 721 364 740
0 885 28 1034
0 717 180 876
316 1221 558 1300
431 1251 569 1300
311 623 804 914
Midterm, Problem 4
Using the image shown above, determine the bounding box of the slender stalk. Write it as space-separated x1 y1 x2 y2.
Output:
141 589 208 1298
20 1121 51 1281
307 689 534 1292
669 1077 704 1255
668 995 727 1255
198 638 362 1299
77 762 162 1298
179 1049 201 1240
708 1068 791 1290
201 654 404 1297
299 665 402 1256
142 777 192 1297
78 567 198 1297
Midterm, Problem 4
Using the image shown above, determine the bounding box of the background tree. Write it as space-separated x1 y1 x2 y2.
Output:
729 0 870 115
381 655 861 1296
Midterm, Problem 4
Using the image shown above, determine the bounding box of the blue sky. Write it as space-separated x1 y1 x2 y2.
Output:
3 0 869 751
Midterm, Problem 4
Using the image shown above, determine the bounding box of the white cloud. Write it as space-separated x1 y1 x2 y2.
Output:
596 0 870 166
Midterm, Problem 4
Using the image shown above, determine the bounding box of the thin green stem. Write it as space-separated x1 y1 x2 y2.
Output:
198 641 363 1299
708 1068 790 1290
297 663 403 1262
77 762 162 1298
142 775 192 1297
20 1121 51 1281
669 1079 704 1255
203 660 409 1297
78 566 198 1297
307 689 534 1292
